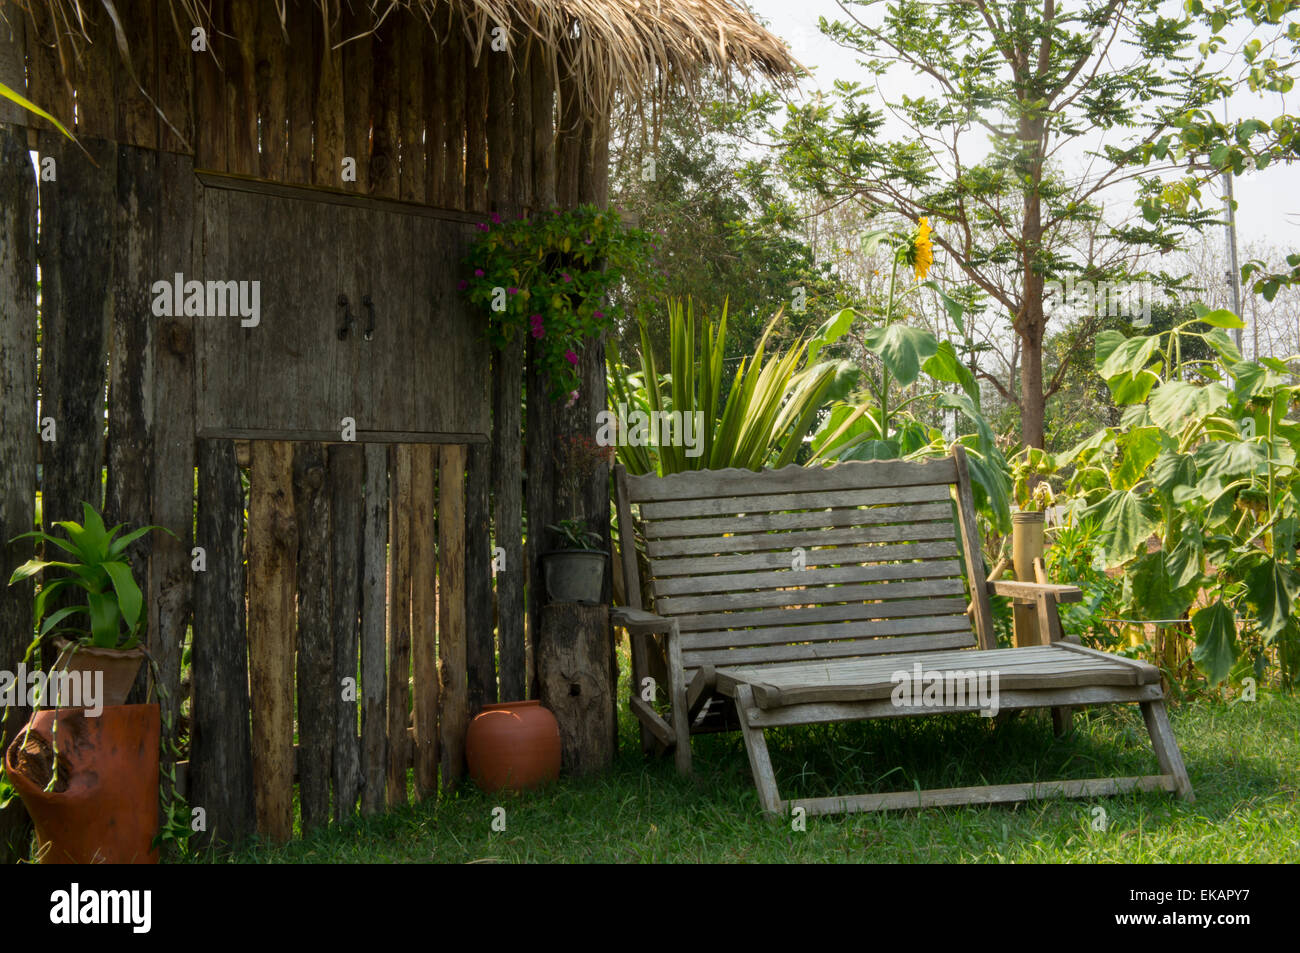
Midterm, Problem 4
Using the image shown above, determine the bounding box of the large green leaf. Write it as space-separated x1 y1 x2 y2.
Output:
1147 381 1229 431
1085 488 1158 568
1245 558 1294 643
102 560 144 635
1107 369 1161 405
1096 330 1161 379
1192 306 1245 329
1193 439 1267 484
1191 599 1237 685
1114 427 1165 491
806 308 857 364
862 323 938 388
1228 360 1286 402
1124 551 1192 622
922 340 979 404
1150 450 1198 499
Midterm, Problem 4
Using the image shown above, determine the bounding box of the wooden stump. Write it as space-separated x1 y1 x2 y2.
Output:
537 603 616 776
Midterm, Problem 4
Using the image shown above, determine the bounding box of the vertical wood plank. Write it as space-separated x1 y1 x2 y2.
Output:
368 13 400 198
340 0 372 191
491 344 524 701
226 0 260 176
285 0 317 184
438 444 468 790
386 444 413 805
193 0 229 169
148 151 198 752
18 7 73 136
313 1 345 187
328 443 364 820
254 0 289 181
191 438 255 846
0 121 37 862
443 26 467 208
485 39 513 214
410 444 439 798
398 18 425 203
463 42 488 211
114 0 158 150
293 441 333 830
156 0 195 153
529 48 555 206
465 443 494 711
74 3 119 141
360 443 389 814
37 133 116 529
425 23 447 206
247 440 298 842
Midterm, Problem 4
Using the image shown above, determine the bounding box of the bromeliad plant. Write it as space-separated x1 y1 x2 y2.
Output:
462 204 660 401
1056 304 1300 688
7 502 174 656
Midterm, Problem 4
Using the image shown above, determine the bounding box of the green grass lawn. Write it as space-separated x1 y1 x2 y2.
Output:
196 690 1299 864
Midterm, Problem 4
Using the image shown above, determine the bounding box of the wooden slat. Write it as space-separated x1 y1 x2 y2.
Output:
190 439 255 846
148 150 198 757
719 644 1075 684
792 776 1178 817
73 3 117 141
641 488 953 521
368 12 401 198
0 120 38 861
156 0 194 153
463 35 488 210
341 0 372 190
684 631 976 669
681 614 974 651
193 0 228 170
106 145 157 702
646 520 953 558
1055 641 1161 684
225 0 260 176
953 447 997 651
398 17 425 202
465 443 496 711
410 444 439 798
38 134 115 527
21 6 73 136
284 0 317 184
438 444 469 791
491 344 525 699
658 577 969 615
654 559 965 598
293 442 333 830
247 440 297 843
629 695 675 747
254 0 288 181
528 41 555 208
653 540 960 577
645 509 956 542
327 443 364 821
386 444 413 806
114 0 158 149
676 597 971 633
315 6 346 187
444 18 469 208
734 683 1166 728
626 458 959 504
360 444 389 814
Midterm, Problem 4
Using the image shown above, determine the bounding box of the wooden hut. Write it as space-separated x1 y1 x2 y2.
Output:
0 0 795 854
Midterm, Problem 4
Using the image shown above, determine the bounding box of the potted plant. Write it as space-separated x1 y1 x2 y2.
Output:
6 501 173 706
541 518 607 605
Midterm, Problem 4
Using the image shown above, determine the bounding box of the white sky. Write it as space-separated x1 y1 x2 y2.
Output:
749 0 1300 251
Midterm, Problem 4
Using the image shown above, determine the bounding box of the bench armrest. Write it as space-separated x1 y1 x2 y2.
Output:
611 606 678 635
988 580 1083 605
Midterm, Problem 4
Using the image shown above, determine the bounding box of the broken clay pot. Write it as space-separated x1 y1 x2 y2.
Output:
4 704 160 863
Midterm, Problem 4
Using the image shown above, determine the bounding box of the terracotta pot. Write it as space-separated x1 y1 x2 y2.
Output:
52 639 145 707
466 700 562 792
4 704 160 863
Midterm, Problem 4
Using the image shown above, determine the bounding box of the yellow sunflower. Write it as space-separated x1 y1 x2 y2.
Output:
912 217 933 281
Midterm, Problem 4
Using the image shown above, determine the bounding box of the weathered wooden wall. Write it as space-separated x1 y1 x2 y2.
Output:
1 0 616 849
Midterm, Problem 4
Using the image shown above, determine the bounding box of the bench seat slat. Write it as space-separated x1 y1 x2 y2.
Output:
658 577 969 614
653 560 964 597
624 458 959 503
681 614 974 650
639 486 953 520
674 597 971 632
645 508 956 540
682 631 975 668
651 540 960 576
647 520 955 557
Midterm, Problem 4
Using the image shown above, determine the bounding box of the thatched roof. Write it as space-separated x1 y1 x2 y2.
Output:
6 0 799 116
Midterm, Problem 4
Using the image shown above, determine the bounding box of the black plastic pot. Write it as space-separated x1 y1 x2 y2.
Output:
540 550 606 605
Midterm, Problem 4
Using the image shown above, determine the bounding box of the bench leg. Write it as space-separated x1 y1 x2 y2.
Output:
734 685 783 815
666 624 691 775
1141 700 1194 802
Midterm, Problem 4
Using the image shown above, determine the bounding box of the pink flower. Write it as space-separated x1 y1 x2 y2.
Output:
477 222 490 231
561 273 572 283
565 390 580 409
507 287 519 295
491 212 502 224
529 314 544 339
593 310 605 320
457 279 468 291
564 349 579 365
474 268 484 277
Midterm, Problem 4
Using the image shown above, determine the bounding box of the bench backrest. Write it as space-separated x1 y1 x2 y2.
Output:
614 449 997 673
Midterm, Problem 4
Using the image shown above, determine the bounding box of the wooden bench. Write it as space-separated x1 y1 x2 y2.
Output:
611 448 1193 816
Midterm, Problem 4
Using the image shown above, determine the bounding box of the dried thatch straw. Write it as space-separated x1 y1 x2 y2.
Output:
4 0 800 118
